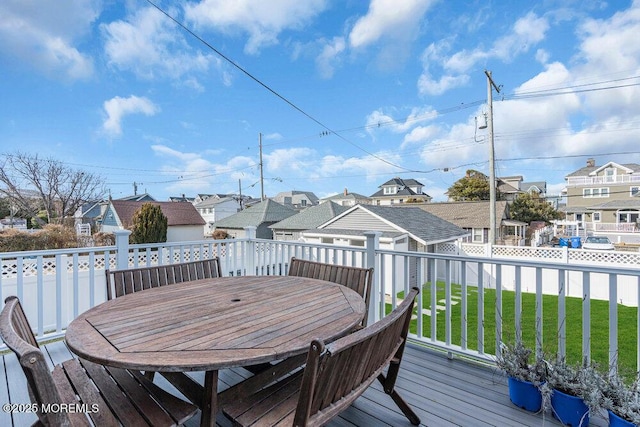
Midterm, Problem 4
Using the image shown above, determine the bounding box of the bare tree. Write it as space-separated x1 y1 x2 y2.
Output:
0 152 106 225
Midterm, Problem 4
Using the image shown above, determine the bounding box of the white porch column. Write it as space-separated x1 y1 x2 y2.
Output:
364 231 381 325
114 230 131 270
244 226 257 276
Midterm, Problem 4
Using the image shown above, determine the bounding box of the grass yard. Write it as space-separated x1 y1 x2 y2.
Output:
390 281 638 376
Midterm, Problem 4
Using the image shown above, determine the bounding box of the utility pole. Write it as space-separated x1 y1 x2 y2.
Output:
238 179 244 210
485 70 500 246
259 133 265 200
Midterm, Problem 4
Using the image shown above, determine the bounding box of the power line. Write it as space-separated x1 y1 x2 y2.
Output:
145 0 417 173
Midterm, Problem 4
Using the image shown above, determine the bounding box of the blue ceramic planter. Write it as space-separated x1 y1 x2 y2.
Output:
608 410 637 427
508 377 542 412
551 389 589 427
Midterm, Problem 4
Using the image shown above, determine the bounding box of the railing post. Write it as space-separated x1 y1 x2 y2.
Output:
364 231 381 325
114 230 131 269
245 226 257 276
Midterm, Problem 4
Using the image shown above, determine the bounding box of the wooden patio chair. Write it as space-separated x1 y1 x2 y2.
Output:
0 296 198 426
220 287 421 426
106 257 222 300
288 257 374 327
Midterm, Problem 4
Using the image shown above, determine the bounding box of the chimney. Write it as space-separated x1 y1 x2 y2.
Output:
344 188 348 196
586 158 595 167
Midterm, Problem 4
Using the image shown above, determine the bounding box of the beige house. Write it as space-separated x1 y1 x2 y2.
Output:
562 159 640 239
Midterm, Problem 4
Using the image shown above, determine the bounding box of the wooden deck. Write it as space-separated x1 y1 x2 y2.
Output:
1 340 609 426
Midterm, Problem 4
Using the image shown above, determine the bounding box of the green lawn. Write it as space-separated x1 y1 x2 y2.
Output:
390 282 638 375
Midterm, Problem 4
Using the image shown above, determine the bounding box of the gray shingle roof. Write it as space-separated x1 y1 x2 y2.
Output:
360 205 467 244
213 199 296 229
194 196 235 208
566 162 640 177
269 201 349 230
414 201 508 229
321 192 371 202
312 205 466 245
586 200 640 209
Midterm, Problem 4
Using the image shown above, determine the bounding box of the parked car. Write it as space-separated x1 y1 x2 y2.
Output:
582 236 615 250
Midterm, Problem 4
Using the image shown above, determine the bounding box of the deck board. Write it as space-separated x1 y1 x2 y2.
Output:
1 340 610 426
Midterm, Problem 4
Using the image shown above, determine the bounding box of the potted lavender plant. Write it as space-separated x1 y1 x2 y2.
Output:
541 357 604 427
495 340 547 412
601 371 640 426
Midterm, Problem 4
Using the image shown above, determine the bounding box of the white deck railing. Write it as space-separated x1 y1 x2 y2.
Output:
566 175 640 186
1 228 638 373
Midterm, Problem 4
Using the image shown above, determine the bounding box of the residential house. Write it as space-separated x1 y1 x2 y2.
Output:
303 204 467 249
194 196 242 236
562 158 640 240
101 200 205 242
168 195 195 203
271 191 319 210
0 217 27 230
74 200 105 231
301 204 467 290
498 176 547 202
269 201 349 241
213 199 297 239
320 188 371 206
412 200 527 245
118 193 156 202
370 178 432 205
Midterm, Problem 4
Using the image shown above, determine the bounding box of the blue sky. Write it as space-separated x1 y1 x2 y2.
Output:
1 0 639 202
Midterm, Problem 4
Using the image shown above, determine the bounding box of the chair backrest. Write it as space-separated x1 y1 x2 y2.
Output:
293 287 419 426
288 257 374 325
0 296 70 426
106 257 222 300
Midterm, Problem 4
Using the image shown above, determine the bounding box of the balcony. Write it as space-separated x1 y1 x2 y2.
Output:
566 174 640 186
0 230 636 426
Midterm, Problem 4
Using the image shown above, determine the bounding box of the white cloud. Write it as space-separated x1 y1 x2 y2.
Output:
184 0 328 54
316 37 346 79
418 12 550 96
366 106 438 135
102 95 160 137
0 0 97 80
348 0 435 48
151 144 258 195
102 6 218 85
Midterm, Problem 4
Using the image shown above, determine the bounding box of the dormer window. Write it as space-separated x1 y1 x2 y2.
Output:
383 186 397 195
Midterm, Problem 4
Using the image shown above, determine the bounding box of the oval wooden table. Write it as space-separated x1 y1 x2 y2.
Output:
65 275 366 427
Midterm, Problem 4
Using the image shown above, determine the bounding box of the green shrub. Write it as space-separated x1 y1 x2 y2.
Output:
130 203 168 244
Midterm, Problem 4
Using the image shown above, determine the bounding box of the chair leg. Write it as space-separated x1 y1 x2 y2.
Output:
377 373 421 425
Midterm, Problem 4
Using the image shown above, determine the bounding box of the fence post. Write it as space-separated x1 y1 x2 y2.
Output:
114 230 131 270
364 231 381 325
244 226 257 276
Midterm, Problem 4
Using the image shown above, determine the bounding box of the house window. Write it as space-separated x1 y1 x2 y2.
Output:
398 199 404 204
618 211 640 223
592 212 601 222
631 186 639 196
350 239 365 247
301 200 307 206
583 187 609 198
321 237 333 244
472 228 484 243
383 186 397 195
390 199 394 205
604 168 616 183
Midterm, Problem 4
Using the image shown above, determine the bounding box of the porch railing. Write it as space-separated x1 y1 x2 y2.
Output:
1 228 638 374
